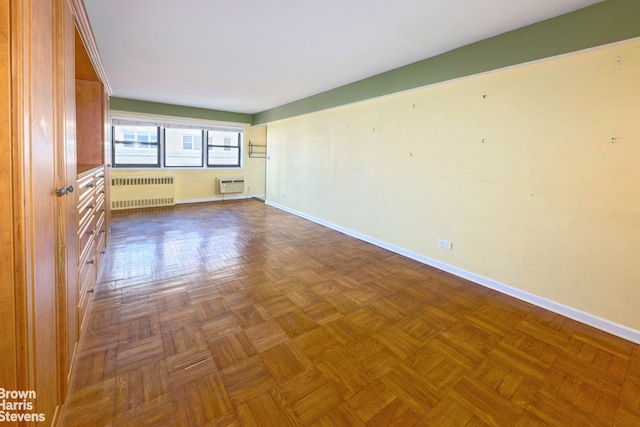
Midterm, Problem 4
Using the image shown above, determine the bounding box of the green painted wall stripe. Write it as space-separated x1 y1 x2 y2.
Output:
110 97 253 124
110 1 640 126
253 0 640 125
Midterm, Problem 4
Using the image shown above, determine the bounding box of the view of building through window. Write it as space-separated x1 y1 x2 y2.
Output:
207 131 240 167
165 128 203 167
113 125 160 166
112 122 242 168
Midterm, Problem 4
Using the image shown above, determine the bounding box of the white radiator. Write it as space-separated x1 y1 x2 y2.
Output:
217 177 245 194
110 175 176 210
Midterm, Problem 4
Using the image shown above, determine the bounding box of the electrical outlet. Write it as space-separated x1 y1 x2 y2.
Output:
437 239 452 250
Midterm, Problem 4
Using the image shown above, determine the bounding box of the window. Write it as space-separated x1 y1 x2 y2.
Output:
113 125 160 167
165 128 203 167
111 117 243 169
207 130 241 167
182 135 195 150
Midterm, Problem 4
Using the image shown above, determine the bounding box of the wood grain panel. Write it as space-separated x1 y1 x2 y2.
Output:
4 1 106 425
28 0 63 421
0 0 16 391
57 0 79 397
75 79 104 166
74 29 98 82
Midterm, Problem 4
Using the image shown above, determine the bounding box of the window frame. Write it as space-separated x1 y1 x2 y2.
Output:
163 128 205 168
206 130 242 168
111 125 161 168
110 116 244 169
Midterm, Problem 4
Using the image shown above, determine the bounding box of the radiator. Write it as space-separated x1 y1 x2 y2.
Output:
217 177 245 194
110 175 176 210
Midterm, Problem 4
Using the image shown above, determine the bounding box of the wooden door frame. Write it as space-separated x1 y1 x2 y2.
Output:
0 0 19 396
9 0 33 399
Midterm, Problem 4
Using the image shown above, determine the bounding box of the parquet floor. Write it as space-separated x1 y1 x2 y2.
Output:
63 199 640 426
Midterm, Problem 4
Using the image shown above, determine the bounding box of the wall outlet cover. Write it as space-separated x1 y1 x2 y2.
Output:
437 239 453 250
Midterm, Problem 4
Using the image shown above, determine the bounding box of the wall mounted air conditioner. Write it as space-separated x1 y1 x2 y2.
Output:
217 177 245 194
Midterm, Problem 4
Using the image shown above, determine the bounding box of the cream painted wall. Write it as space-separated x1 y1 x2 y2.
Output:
266 39 640 333
111 123 267 202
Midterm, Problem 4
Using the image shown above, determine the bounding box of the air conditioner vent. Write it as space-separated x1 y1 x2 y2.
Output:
217 177 245 194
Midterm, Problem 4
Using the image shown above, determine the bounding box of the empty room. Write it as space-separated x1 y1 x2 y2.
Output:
2 0 640 426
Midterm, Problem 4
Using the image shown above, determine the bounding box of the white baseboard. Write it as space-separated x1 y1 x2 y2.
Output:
266 201 640 344
177 194 266 205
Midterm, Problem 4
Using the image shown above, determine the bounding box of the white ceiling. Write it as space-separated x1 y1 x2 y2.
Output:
84 0 602 115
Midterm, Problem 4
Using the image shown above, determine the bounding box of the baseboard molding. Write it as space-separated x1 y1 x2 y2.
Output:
177 194 266 205
266 201 640 345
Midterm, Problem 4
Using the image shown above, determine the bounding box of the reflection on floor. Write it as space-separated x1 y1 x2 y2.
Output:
63 199 640 426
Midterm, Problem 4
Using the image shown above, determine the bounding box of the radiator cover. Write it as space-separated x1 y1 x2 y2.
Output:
110 175 176 210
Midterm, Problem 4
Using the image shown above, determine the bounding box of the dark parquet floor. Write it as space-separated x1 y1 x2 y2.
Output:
63 199 640 426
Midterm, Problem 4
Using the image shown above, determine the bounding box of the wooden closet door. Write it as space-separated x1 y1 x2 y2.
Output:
56 0 78 395
2 0 78 423
28 0 62 420
9 0 72 423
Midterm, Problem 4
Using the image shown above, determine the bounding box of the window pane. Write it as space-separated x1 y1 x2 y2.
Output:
113 125 160 166
165 128 203 167
208 146 240 166
182 135 194 150
207 130 241 167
